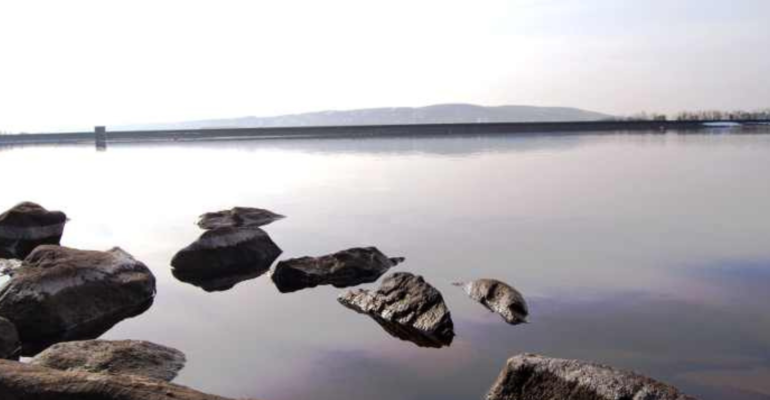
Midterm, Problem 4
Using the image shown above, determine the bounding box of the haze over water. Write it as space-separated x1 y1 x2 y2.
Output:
2 130 770 400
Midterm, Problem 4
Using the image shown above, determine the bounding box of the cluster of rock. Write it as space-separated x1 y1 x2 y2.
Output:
0 201 699 400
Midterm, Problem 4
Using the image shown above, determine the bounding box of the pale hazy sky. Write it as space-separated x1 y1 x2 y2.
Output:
1 0 768 132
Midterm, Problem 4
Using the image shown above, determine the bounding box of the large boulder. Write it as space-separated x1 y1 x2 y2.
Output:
0 202 67 259
455 279 529 324
272 247 404 293
0 246 156 355
0 317 19 359
197 207 284 230
0 359 235 400
171 227 282 292
486 353 697 400
31 340 186 382
338 272 454 348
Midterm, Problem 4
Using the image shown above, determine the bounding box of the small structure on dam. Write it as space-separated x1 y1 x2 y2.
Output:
95 126 107 150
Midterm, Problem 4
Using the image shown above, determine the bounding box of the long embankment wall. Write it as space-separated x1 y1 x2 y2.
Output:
0 120 768 146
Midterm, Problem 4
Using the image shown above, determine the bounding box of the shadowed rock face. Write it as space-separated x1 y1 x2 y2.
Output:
31 340 186 382
338 272 454 348
272 247 404 293
456 279 529 324
0 316 19 359
0 246 156 356
486 354 698 400
0 202 67 259
197 207 285 230
171 227 282 292
0 359 236 400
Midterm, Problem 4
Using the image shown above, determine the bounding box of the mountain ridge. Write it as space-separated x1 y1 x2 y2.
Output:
112 104 613 131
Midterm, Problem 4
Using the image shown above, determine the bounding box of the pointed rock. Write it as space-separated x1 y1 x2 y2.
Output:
338 272 454 348
455 279 529 324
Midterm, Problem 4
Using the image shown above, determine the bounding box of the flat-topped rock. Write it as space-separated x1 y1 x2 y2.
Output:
486 353 698 400
338 272 454 348
0 359 236 400
0 245 156 355
0 316 19 359
455 279 529 324
32 339 186 382
272 247 404 293
197 207 285 230
0 202 67 259
171 227 282 292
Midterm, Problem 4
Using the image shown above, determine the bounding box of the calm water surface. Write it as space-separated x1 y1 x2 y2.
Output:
2 131 770 400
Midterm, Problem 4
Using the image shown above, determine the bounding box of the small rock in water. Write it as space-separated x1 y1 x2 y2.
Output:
338 272 454 348
197 207 285 230
272 247 404 293
0 245 156 356
455 279 529 324
32 339 186 382
0 259 22 277
0 316 20 360
486 353 698 400
0 202 67 259
171 227 282 292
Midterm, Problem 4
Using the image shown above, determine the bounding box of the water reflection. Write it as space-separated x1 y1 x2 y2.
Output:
1 130 769 400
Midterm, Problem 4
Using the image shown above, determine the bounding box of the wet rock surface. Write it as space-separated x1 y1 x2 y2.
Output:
31 339 186 382
486 353 698 400
338 272 454 348
0 316 19 359
0 245 156 355
455 279 529 324
272 247 404 293
0 359 236 400
0 202 67 259
171 227 282 292
197 207 284 230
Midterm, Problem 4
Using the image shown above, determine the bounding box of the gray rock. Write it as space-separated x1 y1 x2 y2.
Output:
0 202 67 259
272 247 404 293
486 353 698 400
31 339 186 382
0 359 236 400
197 207 284 230
455 279 529 324
171 227 281 292
338 272 454 348
0 316 19 359
0 245 156 355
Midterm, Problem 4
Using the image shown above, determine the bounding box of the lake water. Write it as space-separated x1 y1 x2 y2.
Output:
2 130 770 400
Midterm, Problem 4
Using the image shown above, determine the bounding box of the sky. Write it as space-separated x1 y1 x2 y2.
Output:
0 0 768 132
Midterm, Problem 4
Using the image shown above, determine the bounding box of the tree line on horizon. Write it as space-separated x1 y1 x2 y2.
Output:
615 109 770 122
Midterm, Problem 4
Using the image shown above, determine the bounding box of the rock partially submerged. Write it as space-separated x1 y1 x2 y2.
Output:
455 279 529 324
0 359 235 400
272 247 404 293
0 245 156 355
171 227 282 292
197 207 285 230
0 316 19 359
486 353 697 400
338 272 454 348
32 339 186 382
0 202 67 259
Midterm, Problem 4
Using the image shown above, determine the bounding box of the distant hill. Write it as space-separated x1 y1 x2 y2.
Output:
113 104 612 131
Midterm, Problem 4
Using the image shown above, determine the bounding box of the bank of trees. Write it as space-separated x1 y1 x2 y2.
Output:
612 109 770 121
